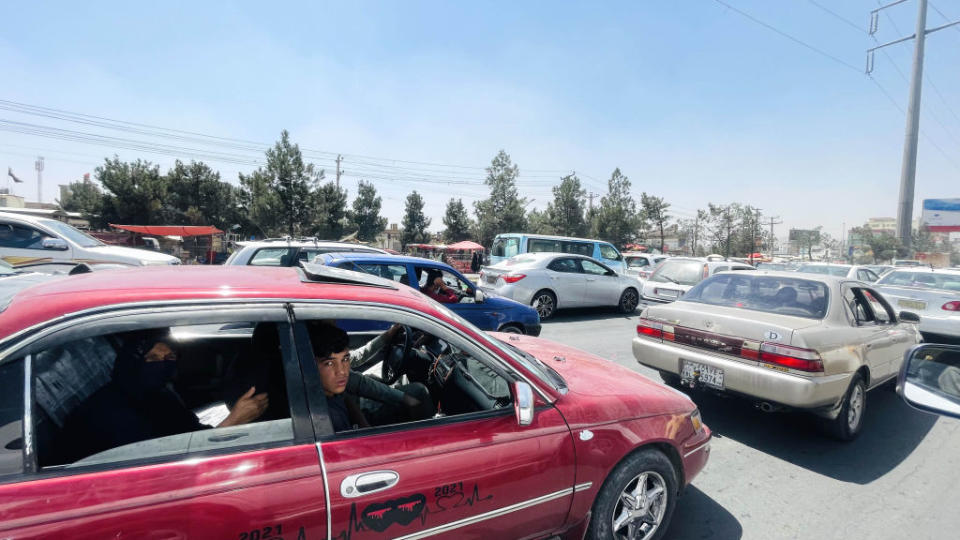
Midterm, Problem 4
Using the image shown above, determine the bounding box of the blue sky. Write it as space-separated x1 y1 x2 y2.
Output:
2 0 959 242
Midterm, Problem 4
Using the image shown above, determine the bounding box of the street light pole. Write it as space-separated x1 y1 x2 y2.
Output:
895 0 927 252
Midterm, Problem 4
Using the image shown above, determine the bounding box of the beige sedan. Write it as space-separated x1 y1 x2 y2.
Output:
633 271 922 440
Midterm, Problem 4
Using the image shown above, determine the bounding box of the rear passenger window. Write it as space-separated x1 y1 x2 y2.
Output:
861 289 893 324
0 224 50 250
547 258 579 273
249 248 292 266
29 322 296 471
0 359 24 478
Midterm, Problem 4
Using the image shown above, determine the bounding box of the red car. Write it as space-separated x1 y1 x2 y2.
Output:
0 264 710 539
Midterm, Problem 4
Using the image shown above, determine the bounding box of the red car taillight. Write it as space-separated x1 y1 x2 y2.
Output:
502 273 526 283
752 343 824 372
942 301 960 311
636 318 675 341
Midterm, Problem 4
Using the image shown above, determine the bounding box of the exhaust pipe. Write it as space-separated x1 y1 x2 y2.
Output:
756 401 780 413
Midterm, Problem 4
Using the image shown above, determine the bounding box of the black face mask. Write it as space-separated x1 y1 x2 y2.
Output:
138 360 177 392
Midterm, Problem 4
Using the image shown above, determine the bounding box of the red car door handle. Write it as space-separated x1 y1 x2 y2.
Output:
341 470 400 498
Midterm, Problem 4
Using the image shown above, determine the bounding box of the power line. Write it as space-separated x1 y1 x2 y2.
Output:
805 0 867 34
712 0 863 73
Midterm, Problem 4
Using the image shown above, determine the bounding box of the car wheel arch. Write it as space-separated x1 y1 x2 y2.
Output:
595 440 685 497
531 288 558 306
857 365 871 389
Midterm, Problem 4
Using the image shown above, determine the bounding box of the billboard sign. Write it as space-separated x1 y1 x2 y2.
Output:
921 199 960 232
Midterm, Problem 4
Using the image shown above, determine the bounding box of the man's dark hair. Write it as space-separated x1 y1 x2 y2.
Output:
309 322 349 359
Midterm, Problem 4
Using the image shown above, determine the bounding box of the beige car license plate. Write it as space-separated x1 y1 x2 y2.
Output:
681 360 724 389
898 299 926 310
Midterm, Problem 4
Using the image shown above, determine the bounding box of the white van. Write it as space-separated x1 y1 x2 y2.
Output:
489 233 627 273
0 212 181 268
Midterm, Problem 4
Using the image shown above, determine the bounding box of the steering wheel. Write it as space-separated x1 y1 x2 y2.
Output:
381 325 412 385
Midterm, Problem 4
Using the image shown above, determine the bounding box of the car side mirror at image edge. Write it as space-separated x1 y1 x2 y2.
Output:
512 381 534 426
897 343 960 419
899 311 920 323
42 238 69 251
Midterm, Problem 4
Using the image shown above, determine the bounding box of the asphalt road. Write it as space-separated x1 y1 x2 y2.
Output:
539 307 960 540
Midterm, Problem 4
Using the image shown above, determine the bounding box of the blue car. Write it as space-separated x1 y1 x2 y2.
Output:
316 253 542 336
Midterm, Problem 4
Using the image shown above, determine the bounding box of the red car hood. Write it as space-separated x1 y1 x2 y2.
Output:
500 334 696 421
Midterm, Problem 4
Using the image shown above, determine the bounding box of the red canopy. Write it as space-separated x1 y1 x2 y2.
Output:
446 240 484 251
109 224 223 237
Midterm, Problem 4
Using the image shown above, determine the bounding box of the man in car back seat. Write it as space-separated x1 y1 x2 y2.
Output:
310 323 432 432
55 329 269 464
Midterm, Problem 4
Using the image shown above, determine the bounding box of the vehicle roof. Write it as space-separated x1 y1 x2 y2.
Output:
0 211 60 226
622 252 663 257
661 257 752 267
494 232 612 244
236 238 383 249
797 262 852 267
319 252 446 266
0 265 441 341
883 267 960 275
753 270 853 284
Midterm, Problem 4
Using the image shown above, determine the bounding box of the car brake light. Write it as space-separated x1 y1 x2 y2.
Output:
757 343 823 372
942 301 960 311
702 264 709 279
502 274 526 283
636 318 674 341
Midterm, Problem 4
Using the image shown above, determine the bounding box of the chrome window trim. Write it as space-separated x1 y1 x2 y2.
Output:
23 354 34 472
393 486 574 540
314 443 332 540
0 301 291 362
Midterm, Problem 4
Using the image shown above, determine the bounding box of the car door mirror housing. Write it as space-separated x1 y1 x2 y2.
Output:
898 344 960 419
474 289 485 303
899 311 920 323
42 238 69 251
512 381 534 426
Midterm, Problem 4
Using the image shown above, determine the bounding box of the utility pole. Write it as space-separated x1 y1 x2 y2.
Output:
34 156 44 203
765 216 782 253
335 154 343 188
587 192 598 211
867 0 960 252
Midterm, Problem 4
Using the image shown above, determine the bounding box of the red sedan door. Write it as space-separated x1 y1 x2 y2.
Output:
292 319 577 539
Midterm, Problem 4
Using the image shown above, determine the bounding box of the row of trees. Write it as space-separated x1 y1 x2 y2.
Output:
61 131 816 256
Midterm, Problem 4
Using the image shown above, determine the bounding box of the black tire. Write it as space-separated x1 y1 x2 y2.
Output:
587 448 678 540
823 372 866 441
498 323 524 334
531 290 557 320
618 288 640 314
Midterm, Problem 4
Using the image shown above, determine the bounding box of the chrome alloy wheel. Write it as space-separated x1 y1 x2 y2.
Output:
611 471 668 540
847 383 865 431
533 293 555 319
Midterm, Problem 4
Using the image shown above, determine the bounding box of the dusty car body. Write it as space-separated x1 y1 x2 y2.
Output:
0 264 708 539
633 271 921 440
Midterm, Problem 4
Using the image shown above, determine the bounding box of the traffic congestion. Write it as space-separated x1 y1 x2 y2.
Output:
3 2 960 539
2 222 959 539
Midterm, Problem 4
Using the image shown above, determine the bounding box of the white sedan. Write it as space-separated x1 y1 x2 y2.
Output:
478 252 641 319
875 268 960 341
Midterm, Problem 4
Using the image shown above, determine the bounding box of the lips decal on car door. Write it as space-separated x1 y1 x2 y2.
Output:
361 494 427 532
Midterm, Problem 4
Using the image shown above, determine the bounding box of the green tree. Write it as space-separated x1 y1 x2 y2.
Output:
706 203 740 258
592 168 641 249
640 193 670 254
239 131 323 237
442 198 473 243
97 157 170 225
850 226 902 263
546 174 587 236
165 160 239 229
350 180 387 242
58 176 104 227
402 191 431 248
313 182 350 240
525 208 554 235
473 150 527 247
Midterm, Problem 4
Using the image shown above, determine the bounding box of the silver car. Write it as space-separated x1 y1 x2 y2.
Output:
478 252 641 319
634 271 922 440
796 263 881 282
641 257 754 303
224 238 388 267
874 268 960 341
623 252 668 282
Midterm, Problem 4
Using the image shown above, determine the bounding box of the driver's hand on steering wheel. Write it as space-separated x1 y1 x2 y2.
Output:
385 324 402 340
